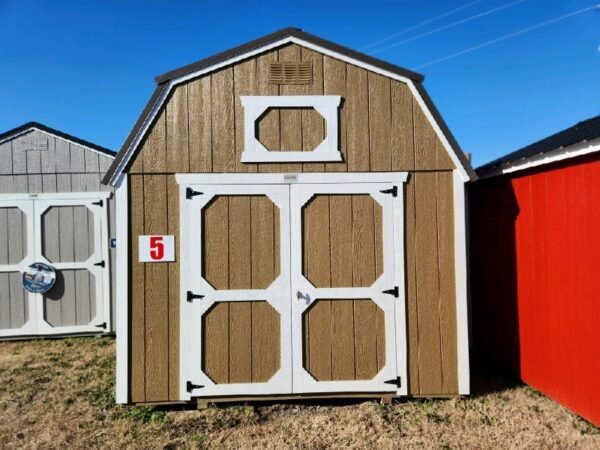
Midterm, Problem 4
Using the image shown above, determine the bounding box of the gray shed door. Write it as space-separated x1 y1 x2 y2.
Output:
0 193 111 337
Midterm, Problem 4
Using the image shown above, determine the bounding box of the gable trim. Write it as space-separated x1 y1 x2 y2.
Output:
0 122 115 159
104 32 475 185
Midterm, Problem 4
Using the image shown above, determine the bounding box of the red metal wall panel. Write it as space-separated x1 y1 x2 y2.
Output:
470 154 600 426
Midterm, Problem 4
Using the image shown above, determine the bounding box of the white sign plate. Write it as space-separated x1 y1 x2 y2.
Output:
139 235 175 262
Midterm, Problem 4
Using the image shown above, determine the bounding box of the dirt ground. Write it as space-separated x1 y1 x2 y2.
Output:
0 337 597 449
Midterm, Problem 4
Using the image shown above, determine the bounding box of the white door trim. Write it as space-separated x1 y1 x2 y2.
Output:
179 183 292 400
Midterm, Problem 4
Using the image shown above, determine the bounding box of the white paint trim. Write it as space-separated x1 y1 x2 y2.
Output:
108 34 472 184
114 174 129 404
478 138 600 179
176 172 408 185
0 127 115 160
240 95 342 163
0 192 111 201
453 170 470 395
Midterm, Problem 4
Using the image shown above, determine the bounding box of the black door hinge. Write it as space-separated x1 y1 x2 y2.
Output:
95 322 107 329
380 186 398 197
187 291 204 302
384 376 402 388
94 260 106 268
187 381 204 392
382 286 399 298
92 200 104 207
186 188 203 199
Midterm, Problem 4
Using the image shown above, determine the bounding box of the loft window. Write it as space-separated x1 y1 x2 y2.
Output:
240 95 342 163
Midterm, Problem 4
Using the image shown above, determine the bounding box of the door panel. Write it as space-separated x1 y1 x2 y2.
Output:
0 200 36 336
291 183 402 393
181 184 291 399
34 198 109 335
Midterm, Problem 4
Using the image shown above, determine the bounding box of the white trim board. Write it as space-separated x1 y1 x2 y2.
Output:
114 174 129 404
0 127 115 161
478 138 600 179
107 34 472 185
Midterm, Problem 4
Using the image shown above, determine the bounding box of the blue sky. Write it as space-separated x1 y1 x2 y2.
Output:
0 0 598 167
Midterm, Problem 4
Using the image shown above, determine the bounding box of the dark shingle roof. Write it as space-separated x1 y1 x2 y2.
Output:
477 114 600 174
0 121 115 157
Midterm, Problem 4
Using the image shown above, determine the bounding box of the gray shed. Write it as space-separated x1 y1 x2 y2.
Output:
0 122 116 338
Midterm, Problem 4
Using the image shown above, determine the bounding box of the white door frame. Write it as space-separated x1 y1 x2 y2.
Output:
0 192 111 337
290 182 407 394
179 183 292 400
176 172 408 399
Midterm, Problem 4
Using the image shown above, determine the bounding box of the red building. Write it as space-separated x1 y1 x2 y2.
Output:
470 115 600 426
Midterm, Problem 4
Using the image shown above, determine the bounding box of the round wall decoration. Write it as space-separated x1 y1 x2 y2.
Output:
21 262 56 294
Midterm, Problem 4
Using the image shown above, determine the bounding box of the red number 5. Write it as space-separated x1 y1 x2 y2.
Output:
149 236 164 260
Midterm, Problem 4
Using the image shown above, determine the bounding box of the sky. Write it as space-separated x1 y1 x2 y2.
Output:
0 0 598 167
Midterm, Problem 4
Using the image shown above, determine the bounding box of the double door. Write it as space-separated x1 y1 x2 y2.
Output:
0 193 111 337
179 174 407 399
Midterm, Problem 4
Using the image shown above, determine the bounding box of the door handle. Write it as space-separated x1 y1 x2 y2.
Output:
296 291 311 304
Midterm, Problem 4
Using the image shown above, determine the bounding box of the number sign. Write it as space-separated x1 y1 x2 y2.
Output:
139 235 175 262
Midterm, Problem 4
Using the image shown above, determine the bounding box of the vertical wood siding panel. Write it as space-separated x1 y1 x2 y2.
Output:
405 175 420 394
233 59 258 173
142 110 167 173
354 300 378 379
40 136 57 174
0 273 10 329
414 101 454 170
54 139 71 173
0 142 12 174
73 206 92 325
323 57 348 172
188 77 213 173
129 175 146 402
204 303 229 383
10 273 27 328
301 48 325 172
304 195 332 380
277 45 304 173
351 196 376 286
255 50 282 174
42 174 57 193
203 198 231 384
368 73 392 172
414 172 444 394
166 85 190 173
251 301 280 382
85 150 100 173
227 196 253 382
70 143 85 173
437 171 458 394
12 138 27 175
166 176 180 400
99 154 113 173
391 81 415 171
143 174 169 401
346 65 370 172
211 69 236 173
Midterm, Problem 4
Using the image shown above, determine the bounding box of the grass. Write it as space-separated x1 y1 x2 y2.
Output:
0 337 598 449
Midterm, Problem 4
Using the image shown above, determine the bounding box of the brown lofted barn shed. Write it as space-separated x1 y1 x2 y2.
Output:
103 27 475 405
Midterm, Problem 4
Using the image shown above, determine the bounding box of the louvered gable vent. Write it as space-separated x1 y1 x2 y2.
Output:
270 62 313 85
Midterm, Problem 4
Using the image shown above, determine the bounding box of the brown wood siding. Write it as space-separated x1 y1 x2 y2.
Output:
126 43 459 401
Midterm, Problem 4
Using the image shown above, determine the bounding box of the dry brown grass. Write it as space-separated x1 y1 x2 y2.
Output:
0 337 597 449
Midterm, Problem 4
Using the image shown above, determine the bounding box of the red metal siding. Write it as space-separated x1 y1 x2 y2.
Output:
470 154 600 426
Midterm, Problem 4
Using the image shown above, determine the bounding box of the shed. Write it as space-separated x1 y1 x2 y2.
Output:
104 27 475 405
470 114 600 426
0 122 116 338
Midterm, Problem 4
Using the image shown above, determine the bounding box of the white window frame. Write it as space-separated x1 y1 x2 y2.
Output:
177 172 408 399
0 192 112 337
240 95 342 163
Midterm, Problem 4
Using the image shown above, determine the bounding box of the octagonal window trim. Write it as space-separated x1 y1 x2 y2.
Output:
240 95 342 163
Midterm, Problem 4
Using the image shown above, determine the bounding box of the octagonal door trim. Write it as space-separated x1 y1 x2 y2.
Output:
33 194 111 335
290 182 408 395
179 183 292 400
0 199 36 337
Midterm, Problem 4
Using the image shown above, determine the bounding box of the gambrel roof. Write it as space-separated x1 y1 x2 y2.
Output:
103 27 476 185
